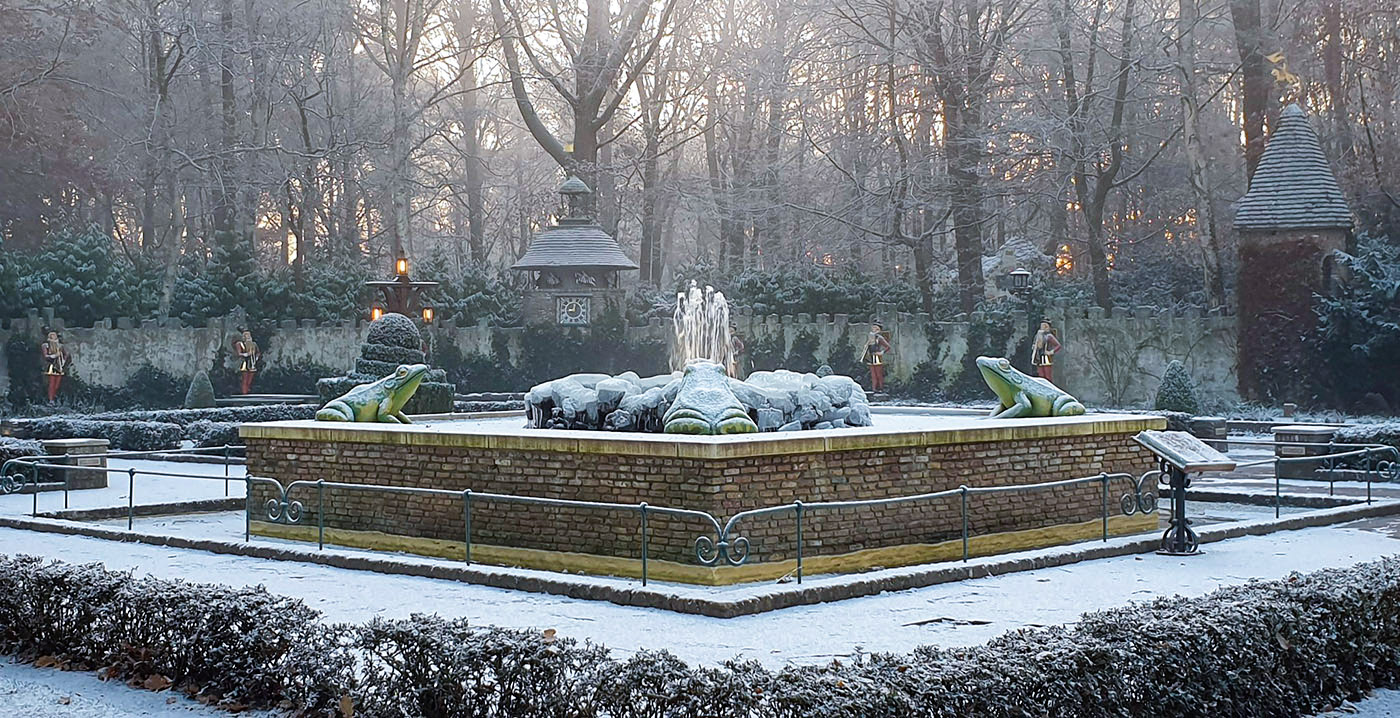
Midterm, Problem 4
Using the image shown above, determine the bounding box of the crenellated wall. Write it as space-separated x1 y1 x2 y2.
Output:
0 304 1239 409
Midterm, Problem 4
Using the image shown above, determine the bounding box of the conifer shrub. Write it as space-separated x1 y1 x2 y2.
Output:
1154 360 1200 415
184 371 216 409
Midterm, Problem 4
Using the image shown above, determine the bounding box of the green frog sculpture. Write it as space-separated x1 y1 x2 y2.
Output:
316 364 428 423
663 361 759 435
976 356 1086 419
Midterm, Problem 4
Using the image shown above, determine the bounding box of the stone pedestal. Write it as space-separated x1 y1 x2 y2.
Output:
38 438 110 490
1272 425 1338 480
1189 416 1229 451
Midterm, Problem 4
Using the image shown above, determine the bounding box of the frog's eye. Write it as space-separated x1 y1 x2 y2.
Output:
998 359 1011 370
396 367 408 377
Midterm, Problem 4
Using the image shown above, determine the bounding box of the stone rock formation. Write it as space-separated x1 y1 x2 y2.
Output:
525 364 873 433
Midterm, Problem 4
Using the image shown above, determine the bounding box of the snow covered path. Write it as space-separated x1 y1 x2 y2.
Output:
0 660 270 717
1319 689 1400 717
2 523 1398 668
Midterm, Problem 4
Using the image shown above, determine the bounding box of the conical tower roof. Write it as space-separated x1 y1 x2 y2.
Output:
1234 104 1353 231
511 177 638 271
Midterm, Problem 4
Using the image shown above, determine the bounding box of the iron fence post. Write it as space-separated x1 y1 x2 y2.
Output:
244 478 251 543
127 468 135 530
960 485 970 562
317 479 325 550
1367 450 1374 505
1327 441 1336 496
1100 474 1109 541
794 501 804 584
224 445 230 497
462 490 472 564
31 464 38 517
640 502 649 586
1274 457 1281 519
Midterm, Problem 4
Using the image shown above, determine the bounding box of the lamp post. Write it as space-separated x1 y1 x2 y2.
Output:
365 254 439 323
1008 267 1032 298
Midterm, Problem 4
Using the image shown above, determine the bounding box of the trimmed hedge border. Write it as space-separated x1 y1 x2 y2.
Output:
7 419 183 451
2 405 317 450
0 437 43 464
1 554 1399 716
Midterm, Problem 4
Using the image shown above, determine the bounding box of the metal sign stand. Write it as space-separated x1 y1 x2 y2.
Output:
1134 431 1238 557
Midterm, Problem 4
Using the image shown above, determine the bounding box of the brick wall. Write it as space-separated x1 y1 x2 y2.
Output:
245 428 1157 565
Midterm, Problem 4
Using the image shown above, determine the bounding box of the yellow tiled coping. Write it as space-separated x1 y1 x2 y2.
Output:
250 511 1159 585
239 412 1166 460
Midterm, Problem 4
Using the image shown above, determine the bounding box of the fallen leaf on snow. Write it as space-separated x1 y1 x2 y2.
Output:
143 674 172 691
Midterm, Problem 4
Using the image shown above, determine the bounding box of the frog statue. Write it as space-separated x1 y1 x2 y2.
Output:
976 356 1086 419
316 364 429 423
663 361 759 435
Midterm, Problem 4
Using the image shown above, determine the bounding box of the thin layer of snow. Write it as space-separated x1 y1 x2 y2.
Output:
0 660 270 717
2 524 1396 668
0 460 245 516
1318 689 1400 717
261 408 1151 443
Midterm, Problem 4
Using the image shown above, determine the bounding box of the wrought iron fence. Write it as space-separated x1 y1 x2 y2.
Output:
1218 438 1400 517
4 434 1398 586
1 445 242 518
4 447 1161 586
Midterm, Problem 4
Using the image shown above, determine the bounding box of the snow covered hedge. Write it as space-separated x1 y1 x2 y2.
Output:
3 405 316 449
0 438 43 465
3 555 1400 716
11 419 183 451
1336 423 1400 452
79 404 317 426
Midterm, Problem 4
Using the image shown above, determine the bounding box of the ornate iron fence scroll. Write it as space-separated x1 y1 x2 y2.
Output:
695 471 1159 584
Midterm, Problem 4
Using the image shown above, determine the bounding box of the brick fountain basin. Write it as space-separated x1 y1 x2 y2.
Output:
240 408 1164 584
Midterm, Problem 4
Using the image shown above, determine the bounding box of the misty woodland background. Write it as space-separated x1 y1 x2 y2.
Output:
0 0 1397 340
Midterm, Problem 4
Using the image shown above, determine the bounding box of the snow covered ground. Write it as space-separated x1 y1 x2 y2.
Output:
2 522 1397 668
0 660 270 718
1320 689 1400 717
0 460 245 517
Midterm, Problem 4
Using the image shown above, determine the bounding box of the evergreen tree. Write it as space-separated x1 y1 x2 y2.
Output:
18 225 133 326
184 371 217 408
1154 360 1200 414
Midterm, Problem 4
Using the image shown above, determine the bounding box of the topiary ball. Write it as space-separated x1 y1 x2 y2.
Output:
1154 360 1200 415
365 313 422 350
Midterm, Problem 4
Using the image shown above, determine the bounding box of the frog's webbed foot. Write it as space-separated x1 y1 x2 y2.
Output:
991 392 1032 419
316 402 353 422
715 409 758 434
665 416 711 434
1053 395 1086 416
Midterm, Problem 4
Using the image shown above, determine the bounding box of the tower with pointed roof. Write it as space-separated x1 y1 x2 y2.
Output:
1235 103 1353 400
512 177 638 326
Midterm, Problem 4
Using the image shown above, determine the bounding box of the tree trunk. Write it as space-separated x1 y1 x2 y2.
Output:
1177 0 1228 310
1229 0 1268 183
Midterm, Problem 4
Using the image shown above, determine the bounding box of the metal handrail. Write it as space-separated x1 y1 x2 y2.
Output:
1201 438 1400 517
4 452 1162 587
2 445 242 517
700 471 1157 582
7 435 1400 585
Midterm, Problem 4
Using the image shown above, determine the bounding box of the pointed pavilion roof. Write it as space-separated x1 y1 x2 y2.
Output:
511 177 638 272
1234 104 1353 231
